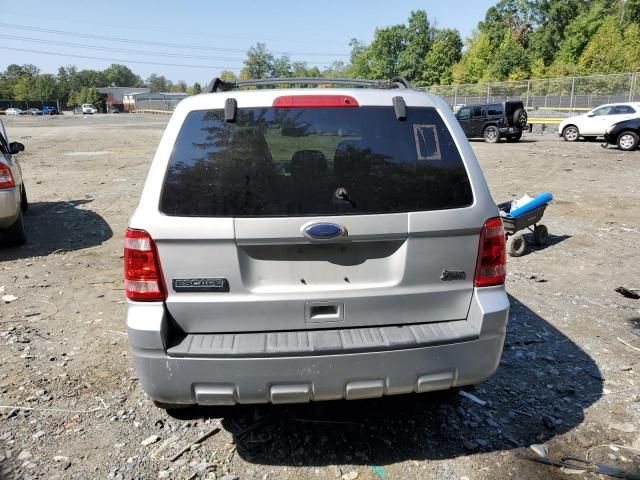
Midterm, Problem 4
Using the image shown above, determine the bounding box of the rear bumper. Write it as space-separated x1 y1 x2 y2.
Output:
127 287 509 405
0 187 20 229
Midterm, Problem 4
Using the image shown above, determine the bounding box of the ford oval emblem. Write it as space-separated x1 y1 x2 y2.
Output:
302 222 346 240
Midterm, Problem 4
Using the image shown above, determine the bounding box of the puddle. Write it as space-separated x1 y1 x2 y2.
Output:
63 151 112 156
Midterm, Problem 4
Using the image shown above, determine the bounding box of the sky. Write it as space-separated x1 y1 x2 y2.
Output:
0 0 495 85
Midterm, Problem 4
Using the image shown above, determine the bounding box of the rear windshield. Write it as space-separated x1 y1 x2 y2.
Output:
160 106 473 217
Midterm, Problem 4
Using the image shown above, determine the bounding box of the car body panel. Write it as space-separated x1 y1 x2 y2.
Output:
127 85 509 405
604 117 640 145
0 119 23 229
559 103 640 137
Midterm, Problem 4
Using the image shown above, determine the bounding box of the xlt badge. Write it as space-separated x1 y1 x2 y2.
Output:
173 278 229 292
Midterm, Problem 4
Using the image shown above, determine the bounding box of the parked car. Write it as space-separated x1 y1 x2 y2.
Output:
0 119 27 245
559 103 640 142
455 101 528 143
604 117 640 151
125 77 510 408
82 104 97 114
4 108 24 116
26 108 43 115
42 106 58 115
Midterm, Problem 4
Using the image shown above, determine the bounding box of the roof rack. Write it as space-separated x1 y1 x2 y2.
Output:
207 77 412 93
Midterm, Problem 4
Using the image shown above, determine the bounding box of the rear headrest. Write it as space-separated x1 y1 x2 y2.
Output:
291 149 327 177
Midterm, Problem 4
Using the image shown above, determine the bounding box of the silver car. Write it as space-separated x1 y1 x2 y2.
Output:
0 119 27 246
125 78 509 408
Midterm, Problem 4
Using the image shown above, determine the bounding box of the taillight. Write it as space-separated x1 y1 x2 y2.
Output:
124 228 165 301
272 95 359 108
474 217 507 287
0 165 15 189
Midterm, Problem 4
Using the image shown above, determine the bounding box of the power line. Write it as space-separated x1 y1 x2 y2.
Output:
0 23 350 57
0 34 336 67
0 46 242 71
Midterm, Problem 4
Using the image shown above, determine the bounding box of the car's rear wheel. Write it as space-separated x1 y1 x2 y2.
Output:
483 125 500 143
617 131 639 151
562 125 579 142
20 186 28 213
3 211 27 246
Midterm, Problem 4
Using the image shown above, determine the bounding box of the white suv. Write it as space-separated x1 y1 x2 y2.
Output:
559 103 640 141
125 77 510 408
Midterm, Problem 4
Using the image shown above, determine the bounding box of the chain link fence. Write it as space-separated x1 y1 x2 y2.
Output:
427 72 640 112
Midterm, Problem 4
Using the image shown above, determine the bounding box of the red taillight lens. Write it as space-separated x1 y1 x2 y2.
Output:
474 217 507 287
0 165 15 189
272 95 359 108
124 228 165 301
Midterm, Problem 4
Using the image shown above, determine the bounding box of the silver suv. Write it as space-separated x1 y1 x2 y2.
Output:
0 119 27 246
125 78 509 407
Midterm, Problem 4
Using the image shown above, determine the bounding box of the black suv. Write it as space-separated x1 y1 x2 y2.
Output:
455 101 528 143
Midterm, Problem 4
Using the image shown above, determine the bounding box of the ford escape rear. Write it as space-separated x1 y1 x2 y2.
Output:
126 77 509 407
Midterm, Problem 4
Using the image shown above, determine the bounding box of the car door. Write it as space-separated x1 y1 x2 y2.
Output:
582 105 615 135
471 106 486 137
456 107 472 137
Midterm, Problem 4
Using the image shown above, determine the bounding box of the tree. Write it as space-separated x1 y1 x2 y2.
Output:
270 55 292 78
13 77 35 100
578 15 626 73
147 74 169 92
367 24 407 79
103 64 142 87
33 74 58 99
421 29 463 85
170 81 188 93
492 31 530 79
452 32 495 83
347 39 372 78
192 82 202 94
219 71 237 81
553 2 607 66
398 10 434 82
243 43 274 79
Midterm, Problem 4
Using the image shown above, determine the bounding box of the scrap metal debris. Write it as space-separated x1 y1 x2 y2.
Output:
517 453 640 479
615 287 640 300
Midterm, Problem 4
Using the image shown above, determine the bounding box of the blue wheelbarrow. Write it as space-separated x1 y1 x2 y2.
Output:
498 192 553 257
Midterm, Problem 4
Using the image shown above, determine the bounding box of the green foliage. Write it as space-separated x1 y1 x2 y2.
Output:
398 10 434 80
243 43 274 79
492 31 530 79
103 64 142 87
146 74 169 92
422 29 463 85
219 71 238 81
452 32 495 83
577 15 626 74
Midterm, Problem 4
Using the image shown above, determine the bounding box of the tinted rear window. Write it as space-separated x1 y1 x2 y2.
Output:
160 106 473 217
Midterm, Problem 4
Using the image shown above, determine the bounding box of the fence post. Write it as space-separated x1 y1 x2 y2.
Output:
630 72 637 101
453 85 458 108
525 80 531 108
486 84 491 103
569 77 576 114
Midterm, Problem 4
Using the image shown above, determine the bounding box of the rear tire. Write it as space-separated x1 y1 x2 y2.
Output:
20 186 28 213
533 225 548 246
3 211 27 246
506 132 522 142
617 131 639 151
507 233 526 257
483 125 500 143
513 109 527 129
563 125 579 142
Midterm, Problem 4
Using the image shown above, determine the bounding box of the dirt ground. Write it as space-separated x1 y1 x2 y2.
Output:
0 114 639 480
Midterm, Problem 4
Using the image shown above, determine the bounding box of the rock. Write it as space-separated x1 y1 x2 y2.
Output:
632 437 640 449
610 423 636 433
219 475 238 480
35 389 46 397
341 472 359 480
463 440 479 450
141 435 160 446
530 444 549 457
17 450 32 461
33 430 45 439
158 470 170 479
330 466 342 478
194 462 216 477
2 295 18 303
53 456 71 470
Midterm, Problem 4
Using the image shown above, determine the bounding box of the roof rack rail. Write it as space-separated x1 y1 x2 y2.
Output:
206 76 412 93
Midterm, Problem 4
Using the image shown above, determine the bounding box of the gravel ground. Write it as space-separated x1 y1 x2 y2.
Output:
0 114 639 480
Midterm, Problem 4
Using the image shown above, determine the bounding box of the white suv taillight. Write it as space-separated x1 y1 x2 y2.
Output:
0 164 15 189
124 228 165 301
474 217 507 287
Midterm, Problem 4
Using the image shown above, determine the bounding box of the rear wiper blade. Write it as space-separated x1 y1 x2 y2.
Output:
334 187 357 208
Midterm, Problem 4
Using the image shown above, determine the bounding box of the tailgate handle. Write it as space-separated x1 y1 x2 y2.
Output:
305 302 344 323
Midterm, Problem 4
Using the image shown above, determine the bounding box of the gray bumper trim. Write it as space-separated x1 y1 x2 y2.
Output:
167 320 477 358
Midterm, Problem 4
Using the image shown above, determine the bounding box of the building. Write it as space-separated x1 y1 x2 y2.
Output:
97 87 150 112
123 92 189 112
